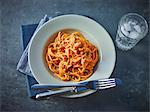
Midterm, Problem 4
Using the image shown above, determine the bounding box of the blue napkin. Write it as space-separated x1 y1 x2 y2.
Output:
21 24 48 98
16 15 50 98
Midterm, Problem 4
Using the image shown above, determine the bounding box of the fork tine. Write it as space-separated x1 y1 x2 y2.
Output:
97 78 115 82
96 84 116 89
96 82 116 87
97 78 122 86
96 80 115 85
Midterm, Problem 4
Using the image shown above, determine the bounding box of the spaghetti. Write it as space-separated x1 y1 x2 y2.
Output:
45 31 99 82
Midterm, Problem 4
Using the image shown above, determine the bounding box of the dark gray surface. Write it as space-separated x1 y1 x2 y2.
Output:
0 0 149 111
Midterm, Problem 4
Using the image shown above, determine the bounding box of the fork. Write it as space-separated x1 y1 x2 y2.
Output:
32 78 122 91
34 78 122 99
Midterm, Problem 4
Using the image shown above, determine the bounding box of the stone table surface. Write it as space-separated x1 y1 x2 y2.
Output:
0 0 149 111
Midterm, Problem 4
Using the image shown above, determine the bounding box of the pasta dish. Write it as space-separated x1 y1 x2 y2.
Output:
45 31 99 82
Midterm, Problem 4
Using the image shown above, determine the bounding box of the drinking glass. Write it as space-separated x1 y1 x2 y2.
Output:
115 13 148 50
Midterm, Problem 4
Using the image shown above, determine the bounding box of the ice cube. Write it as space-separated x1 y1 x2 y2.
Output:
131 22 137 25
124 23 132 31
129 20 137 25
129 31 139 39
128 20 138 26
121 25 129 36
134 25 141 33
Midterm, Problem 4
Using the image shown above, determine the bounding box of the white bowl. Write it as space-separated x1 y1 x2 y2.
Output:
28 14 116 86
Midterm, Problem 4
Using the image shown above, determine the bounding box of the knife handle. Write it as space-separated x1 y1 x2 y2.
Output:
31 83 87 90
35 87 74 99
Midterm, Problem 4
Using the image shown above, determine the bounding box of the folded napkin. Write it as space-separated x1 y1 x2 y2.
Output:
17 15 50 76
17 15 50 98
